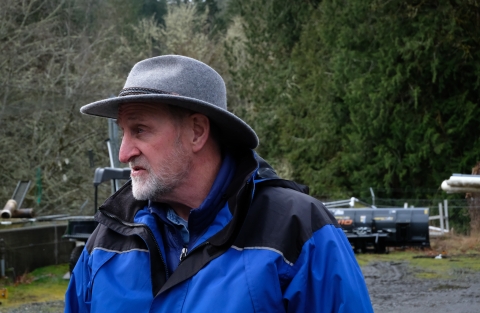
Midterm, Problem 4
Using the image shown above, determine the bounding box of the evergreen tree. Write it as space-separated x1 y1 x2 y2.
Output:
290 0 480 200
225 0 320 178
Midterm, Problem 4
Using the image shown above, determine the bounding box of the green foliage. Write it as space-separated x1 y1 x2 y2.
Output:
3 0 480 235
288 0 480 199
141 0 168 25
0 0 171 215
0 0 227 216
192 0 228 34
226 0 480 232
225 0 320 179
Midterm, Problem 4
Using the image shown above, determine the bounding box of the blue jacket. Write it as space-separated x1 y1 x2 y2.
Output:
65 151 373 312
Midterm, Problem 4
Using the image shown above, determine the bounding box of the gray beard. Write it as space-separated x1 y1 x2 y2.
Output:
130 139 191 201
131 168 176 200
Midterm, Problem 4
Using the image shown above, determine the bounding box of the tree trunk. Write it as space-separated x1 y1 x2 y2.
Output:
467 162 480 235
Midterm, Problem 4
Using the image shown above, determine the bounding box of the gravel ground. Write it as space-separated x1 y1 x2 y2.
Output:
0 301 64 313
364 260 480 313
2 260 480 313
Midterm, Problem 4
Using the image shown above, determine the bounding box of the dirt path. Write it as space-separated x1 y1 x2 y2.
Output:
363 260 480 313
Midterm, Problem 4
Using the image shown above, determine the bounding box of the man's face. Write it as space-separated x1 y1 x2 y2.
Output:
117 103 192 201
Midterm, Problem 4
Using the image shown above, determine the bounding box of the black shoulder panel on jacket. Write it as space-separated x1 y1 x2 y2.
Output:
234 185 339 265
86 224 148 254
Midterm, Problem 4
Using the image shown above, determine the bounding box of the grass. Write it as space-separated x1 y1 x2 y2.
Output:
0 264 69 310
356 234 480 280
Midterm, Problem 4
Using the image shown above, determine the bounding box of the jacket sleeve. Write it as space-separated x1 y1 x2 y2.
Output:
64 247 92 313
283 224 373 312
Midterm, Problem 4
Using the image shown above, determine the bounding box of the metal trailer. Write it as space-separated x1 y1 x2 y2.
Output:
63 167 131 273
328 207 430 253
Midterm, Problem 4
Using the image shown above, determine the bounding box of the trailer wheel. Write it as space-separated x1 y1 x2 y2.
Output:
69 245 84 274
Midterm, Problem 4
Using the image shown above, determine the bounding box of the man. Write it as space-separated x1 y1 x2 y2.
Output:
65 55 373 312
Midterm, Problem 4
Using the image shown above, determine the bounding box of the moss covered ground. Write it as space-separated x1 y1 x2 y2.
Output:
0 264 68 310
356 235 480 280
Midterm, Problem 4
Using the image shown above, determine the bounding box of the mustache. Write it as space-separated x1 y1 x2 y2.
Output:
129 157 150 170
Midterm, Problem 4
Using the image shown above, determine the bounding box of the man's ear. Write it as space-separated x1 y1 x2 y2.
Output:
188 113 210 152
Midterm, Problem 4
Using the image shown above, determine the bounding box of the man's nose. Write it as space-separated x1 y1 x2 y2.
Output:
118 135 140 164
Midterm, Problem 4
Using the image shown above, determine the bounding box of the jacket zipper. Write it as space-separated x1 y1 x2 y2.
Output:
180 247 188 261
100 210 170 279
179 241 210 262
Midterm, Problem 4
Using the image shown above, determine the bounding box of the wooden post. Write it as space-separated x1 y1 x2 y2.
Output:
439 202 444 235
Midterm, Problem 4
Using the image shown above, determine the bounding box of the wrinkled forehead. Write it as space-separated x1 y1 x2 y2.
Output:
117 103 171 123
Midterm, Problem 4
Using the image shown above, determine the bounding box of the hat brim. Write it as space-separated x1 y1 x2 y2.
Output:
80 94 259 149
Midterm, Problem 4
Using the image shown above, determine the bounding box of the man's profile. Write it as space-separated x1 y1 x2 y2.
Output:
64 55 373 313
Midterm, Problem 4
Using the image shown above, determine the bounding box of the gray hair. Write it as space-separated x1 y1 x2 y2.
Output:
166 105 222 148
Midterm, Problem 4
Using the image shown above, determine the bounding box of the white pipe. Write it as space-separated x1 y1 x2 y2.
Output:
444 176 480 187
447 175 480 182
429 226 449 233
1 199 17 219
441 180 480 193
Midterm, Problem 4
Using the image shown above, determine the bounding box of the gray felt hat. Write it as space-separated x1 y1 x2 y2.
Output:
80 55 259 149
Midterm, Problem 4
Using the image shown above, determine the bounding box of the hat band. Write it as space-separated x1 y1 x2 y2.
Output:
118 87 179 97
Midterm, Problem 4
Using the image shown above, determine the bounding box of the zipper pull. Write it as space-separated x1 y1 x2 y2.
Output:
180 247 188 261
